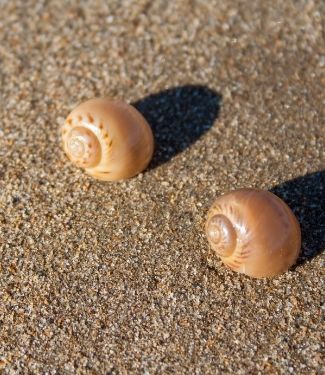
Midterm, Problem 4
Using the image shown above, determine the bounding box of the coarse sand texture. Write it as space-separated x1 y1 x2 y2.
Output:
0 1 324 374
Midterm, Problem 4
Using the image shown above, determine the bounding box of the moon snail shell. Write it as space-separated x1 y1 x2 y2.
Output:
61 98 154 181
205 188 301 278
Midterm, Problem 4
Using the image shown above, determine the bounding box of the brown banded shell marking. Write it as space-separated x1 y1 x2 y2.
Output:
205 188 301 278
61 98 154 181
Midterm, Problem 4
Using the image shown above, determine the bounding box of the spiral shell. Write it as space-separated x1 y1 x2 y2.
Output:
61 98 154 181
205 188 301 278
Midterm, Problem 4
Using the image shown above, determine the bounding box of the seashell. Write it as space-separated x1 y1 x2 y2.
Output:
205 188 301 278
61 98 154 181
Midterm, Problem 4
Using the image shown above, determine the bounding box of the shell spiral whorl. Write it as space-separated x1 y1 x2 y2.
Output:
61 98 154 181
65 127 101 168
206 214 237 257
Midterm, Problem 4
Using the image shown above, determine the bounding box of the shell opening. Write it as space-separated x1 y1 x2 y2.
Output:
65 127 101 168
206 214 237 257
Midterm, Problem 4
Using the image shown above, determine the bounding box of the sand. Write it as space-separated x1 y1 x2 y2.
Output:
0 0 324 374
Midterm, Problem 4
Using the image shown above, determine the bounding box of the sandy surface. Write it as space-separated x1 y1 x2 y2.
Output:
0 0 324 374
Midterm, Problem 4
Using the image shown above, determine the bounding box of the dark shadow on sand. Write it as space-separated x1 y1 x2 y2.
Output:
270 170 325 265
133 85 222 168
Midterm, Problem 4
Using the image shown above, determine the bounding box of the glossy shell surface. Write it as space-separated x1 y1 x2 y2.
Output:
61 98 154 181
206 188 301 278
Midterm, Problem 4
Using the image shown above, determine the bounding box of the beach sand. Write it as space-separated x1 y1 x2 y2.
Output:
0 1 324 373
